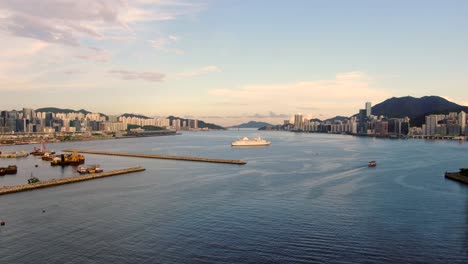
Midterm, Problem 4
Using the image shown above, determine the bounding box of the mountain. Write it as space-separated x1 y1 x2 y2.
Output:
230 121 274 128
120 113 151 119
371 96 468 126
167 116 225 130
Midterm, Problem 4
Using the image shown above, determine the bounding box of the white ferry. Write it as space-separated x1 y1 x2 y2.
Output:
231 137 271 147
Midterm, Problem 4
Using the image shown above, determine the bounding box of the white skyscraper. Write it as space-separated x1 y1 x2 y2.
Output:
294 114 304 131
365 102 372 117
459 111 466 134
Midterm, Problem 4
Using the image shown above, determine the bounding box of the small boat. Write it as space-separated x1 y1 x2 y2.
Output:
231 136 271 147
368 161 377 167
94 165 103 173
0 220 5 226
77 166 87 174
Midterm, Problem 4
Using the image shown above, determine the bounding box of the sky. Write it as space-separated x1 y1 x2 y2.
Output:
0 0 467 126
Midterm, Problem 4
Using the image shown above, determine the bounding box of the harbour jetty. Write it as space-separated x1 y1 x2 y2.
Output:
62 149 247 165
445 168 468 185
0 166 145 196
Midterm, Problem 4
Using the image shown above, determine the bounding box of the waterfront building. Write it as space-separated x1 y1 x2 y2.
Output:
22 108 35 120
365 102 372 117
374 121 389 136
447 124 461 136
103 122 127 132
189 119 198 129
425 114 445 136
459 111 466 134
294 114 304 131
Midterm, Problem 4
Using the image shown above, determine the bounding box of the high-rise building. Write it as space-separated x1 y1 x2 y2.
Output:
459 111 466 134
425 114 445 135
294 114 304 131
365 102 372 117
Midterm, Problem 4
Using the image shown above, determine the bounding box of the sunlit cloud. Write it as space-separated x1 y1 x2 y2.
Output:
76 47 111 62
109 69 165 82
209 71 391 119
149 35 184 54
0 0 202 46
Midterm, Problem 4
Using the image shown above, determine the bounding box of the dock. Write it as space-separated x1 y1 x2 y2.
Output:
62 149 247 165
445 172 468 185
0 166 145 196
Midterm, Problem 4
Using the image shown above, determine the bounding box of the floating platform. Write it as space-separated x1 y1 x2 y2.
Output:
62 149 247 165
0 166 145 196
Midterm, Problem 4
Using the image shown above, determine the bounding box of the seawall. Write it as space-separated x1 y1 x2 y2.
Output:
63 149 247 165
0 166 146 196
445 172 468 185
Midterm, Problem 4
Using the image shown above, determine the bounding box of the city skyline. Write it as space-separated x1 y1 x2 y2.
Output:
1 1 468 126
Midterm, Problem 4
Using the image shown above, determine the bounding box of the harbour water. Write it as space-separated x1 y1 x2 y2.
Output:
1 130 467 263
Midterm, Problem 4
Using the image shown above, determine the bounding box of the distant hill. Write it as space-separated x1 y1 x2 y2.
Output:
36 107 91 115
323 116 348 123
35 107 108 117
167 116 225 130
230 121 273 128
120 113 151 119
371 96 468 126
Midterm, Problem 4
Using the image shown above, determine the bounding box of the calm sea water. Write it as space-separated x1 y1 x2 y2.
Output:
1 130 467 264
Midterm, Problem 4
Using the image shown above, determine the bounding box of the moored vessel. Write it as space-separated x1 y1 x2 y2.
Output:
0 151 29 158
5 165 17 174
231 137 271 147
77 166 87 174
51 152 85 166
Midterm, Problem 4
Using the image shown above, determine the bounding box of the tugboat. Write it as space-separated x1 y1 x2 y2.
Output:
368 161 377 167
5 165 17 174
27 173 40 184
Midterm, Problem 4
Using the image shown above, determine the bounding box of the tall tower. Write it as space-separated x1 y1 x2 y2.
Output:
459 111 466 134
294 113 304 131
365 102 372 117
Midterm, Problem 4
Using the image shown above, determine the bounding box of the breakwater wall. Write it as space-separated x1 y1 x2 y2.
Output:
63 149 247 165
445 172 468 185
0 166 146 196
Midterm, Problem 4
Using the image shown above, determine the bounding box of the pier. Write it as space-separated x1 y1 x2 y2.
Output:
0 166 145 196
62 149 247 165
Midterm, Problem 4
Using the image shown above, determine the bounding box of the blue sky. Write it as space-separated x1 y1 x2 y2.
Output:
0 0 467 125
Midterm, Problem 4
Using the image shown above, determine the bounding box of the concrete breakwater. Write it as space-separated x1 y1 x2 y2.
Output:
0 166 146 196
445 172 468 185
63 149 247 165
